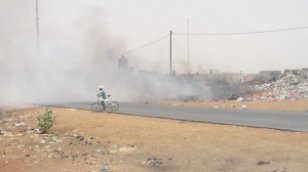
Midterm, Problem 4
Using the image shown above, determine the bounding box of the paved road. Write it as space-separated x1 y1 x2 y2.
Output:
55 102 308 132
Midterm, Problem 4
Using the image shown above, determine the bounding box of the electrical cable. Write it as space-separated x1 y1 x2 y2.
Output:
174 26 308 36
124 34 169 55
123 25 308 56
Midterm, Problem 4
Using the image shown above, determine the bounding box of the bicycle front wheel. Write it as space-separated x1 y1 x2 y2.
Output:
109 101 119 111
91 102 102 112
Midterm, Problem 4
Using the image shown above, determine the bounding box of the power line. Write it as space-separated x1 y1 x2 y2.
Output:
174 26 308 36
123 25 308 55
124 34 169 55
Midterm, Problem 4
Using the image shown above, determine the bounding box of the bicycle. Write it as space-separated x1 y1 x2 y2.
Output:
91 95 119 112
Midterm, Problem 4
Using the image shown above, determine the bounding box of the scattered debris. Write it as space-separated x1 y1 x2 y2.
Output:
75 134 85 141
51 136 63 144
108 144 119 154
14 122 26 127
228 94 239 100
35 128 41 133
142 157 163 167
118 145 136 153
0 127 4 135
242 69 308 101
236 97 244 102
95 148 104 154
99 167 112 172
241 105 247 109
257 161 270 165
0 110 112 172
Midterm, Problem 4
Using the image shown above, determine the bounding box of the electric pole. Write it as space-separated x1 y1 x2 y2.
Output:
170 30 173 75
35 0 40 50
187 19 191 74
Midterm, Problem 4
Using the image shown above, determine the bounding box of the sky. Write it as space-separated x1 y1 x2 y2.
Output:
1 0 308 74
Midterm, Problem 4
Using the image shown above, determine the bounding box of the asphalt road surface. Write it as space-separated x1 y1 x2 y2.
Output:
55 102 308 132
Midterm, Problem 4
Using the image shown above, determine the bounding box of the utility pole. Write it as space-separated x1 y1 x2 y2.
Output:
187 19 191 74
170 30 173 75
35 0 40 50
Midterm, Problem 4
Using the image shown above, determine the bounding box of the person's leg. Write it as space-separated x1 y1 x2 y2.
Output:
102 100 106 110
101 101 106 110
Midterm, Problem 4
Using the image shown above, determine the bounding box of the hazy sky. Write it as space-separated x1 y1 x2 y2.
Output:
103 0 308 73
2 0 308 73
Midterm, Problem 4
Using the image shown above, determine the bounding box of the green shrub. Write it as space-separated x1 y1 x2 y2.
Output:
37 109 55 134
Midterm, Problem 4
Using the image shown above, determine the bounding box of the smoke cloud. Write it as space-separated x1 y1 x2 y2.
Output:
0 0 213 106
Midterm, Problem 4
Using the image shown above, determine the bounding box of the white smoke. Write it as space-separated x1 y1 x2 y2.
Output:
0 0 212 106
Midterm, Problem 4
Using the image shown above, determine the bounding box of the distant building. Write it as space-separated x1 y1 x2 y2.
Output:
243 74 258 82
193 72 244 85
118 56 128 70
223 73 244 84
259 70 282 80
209 69 220 75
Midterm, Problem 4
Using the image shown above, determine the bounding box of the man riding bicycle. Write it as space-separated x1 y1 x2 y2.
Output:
91 85 119 112
97 85 108 110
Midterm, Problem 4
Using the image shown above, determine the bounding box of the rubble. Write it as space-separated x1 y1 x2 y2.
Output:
108 144 119 154
142 157 163 167
94 148 104 154
118 145 137 153
244 69 308 101
236 97 244 102
257 161 270 166
99 167 112 172
14 122 26 127
0 126 3 132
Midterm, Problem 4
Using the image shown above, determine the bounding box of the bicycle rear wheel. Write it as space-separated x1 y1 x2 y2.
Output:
109 101 119 111
91 102 102 112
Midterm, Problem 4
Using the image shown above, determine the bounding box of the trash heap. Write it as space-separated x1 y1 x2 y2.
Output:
246 69 308 100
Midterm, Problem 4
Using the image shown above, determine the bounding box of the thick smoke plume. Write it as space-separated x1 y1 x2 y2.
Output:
0 1 211 106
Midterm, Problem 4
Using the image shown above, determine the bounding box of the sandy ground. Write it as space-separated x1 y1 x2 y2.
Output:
155 99 308 112
1 107 308 172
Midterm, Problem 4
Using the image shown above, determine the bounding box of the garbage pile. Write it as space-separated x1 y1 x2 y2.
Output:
245 69 308 100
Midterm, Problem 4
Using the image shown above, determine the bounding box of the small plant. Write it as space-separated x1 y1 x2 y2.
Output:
37 108 54 134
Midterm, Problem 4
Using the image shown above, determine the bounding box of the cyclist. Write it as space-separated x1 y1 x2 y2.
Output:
97 85 108 110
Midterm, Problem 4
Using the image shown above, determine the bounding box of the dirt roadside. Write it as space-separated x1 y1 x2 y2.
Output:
1 107 308 172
